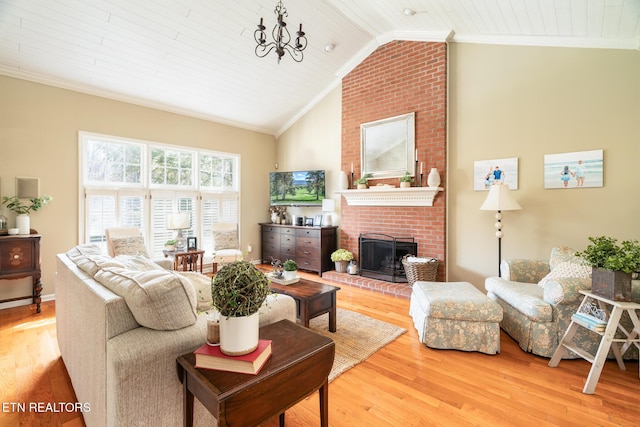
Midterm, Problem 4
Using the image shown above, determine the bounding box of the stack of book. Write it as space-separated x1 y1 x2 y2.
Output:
572 312 607 332
194 339 272 374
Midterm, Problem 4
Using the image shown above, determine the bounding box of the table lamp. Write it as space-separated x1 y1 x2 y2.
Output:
480 183 521 277
167 212 191 252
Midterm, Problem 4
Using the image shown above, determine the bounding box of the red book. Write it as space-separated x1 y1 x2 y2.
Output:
194 339 272 374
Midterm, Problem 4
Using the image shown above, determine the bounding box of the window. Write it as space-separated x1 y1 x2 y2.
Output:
79 132 239 258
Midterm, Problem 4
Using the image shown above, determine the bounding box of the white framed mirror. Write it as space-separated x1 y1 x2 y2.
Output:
361 112 415 179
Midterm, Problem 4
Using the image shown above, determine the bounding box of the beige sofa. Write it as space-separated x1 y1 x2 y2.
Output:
55 245 296 427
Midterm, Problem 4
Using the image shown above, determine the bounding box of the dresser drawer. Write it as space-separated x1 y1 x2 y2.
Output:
280 245 296 259
262 226 281 234
281 227 296 236
297 257 320 271
296 228 320 239
262 232 280 244
296 245 319 259
280 233 296 247
297 235 319 250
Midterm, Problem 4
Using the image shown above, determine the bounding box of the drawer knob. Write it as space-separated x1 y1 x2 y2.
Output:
14 254 20 259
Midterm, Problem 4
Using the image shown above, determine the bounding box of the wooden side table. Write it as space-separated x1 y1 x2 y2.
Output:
0 234 42 313
163 249 205 273
548 290 640 394
176 319 335 427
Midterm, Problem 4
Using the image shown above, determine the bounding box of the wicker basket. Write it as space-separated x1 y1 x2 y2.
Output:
402 255 438 286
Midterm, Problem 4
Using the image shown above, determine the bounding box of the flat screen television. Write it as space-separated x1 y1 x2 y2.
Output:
269 170 325 206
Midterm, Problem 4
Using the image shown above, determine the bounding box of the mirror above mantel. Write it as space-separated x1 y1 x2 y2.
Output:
336 186 443 207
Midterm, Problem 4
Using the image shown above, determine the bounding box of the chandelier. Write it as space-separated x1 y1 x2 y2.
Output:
254 1 307 63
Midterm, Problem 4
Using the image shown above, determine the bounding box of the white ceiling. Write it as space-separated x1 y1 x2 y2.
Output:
1 0 638 136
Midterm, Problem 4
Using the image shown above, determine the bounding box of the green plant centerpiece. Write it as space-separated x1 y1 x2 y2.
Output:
354 173 373 188
2 195 53 215
331 249 354 273
211 260 271 355
575 236 640 301
283 259 298 271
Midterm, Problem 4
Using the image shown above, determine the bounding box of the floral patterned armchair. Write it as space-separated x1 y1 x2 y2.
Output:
485 246 639 359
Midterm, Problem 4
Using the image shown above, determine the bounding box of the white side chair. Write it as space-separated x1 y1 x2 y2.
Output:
212 223 243 272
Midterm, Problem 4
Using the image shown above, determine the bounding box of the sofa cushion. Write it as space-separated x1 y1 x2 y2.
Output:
66 244 125 277
177 271 213 311
110 235 149 258
485 278 552 322
94 267 197 330
114 254 164 271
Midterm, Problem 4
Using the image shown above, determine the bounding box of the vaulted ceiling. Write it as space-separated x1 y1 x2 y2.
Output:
1 0 638 136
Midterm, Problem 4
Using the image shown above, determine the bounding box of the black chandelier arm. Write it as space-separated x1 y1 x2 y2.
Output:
255 42 277 59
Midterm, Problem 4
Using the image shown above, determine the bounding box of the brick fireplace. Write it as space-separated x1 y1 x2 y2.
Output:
332 40 447 295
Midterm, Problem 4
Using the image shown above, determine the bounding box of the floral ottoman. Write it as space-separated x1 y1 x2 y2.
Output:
409 281 503 354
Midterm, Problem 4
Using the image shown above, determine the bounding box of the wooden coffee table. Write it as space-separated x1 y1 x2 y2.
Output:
176 319 335 427
270 278 341 332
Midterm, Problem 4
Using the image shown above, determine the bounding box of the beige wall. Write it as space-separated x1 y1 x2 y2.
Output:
448 43 639 287
276 85 343 224
0 75 276 303
278 43 640 290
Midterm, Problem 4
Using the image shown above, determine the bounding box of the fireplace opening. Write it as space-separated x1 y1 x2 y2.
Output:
359 233 417 283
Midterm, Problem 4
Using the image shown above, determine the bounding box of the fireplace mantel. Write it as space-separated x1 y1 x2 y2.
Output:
337 186 443 207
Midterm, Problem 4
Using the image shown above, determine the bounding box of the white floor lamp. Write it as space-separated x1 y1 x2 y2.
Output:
480 183 522 277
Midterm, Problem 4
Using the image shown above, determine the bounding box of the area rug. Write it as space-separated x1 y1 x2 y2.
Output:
309 308 406 382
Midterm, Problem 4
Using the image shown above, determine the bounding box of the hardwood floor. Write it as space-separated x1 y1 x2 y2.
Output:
1 270 639 427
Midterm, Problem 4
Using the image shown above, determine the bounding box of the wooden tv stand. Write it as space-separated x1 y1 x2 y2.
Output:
260 223 337 276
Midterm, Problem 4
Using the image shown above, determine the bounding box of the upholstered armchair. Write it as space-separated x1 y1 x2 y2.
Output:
105 227 173 270
485 246 640 359
212 223 243 270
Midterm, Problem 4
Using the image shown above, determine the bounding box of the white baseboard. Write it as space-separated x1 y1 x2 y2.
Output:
0 294 55 310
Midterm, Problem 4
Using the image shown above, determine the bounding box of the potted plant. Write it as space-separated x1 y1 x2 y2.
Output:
211 260 271 355
282 259 298 280
399 171 414 188
354 173 373 189
164 239 176 251
2 195 53 235
331 248 354 273
575 236 640 301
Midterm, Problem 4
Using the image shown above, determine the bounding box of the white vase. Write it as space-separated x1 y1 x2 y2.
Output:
283 270 297 280
271 212 279 223
339 171 349 190
16 214 30 235
427 168 441 188
219 312 260 356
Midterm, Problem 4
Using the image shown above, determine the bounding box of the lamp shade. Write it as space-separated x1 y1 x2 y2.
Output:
480 184 522 211
167 212 191 230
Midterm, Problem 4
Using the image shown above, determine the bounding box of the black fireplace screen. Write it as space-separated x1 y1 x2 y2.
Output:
359 233 417 283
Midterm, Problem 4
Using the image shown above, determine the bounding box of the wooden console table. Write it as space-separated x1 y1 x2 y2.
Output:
549 290 640 394
176 319 335 427
0 234 42 313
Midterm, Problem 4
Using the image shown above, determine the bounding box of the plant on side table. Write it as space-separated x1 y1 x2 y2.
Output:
211 260 270 355
164 239 177 251
331 249 354 273
2 195 53 235
575 236 640 301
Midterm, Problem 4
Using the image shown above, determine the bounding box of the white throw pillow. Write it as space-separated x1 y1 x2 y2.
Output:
110 235 149 258
95 267 197 330
538 261 591 288
66 244 125 277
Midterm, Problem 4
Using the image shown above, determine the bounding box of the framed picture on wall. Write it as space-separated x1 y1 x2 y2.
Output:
543 149 603 189
473 157 518 190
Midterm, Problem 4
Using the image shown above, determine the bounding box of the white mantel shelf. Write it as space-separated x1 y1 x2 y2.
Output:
337 186 444 207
